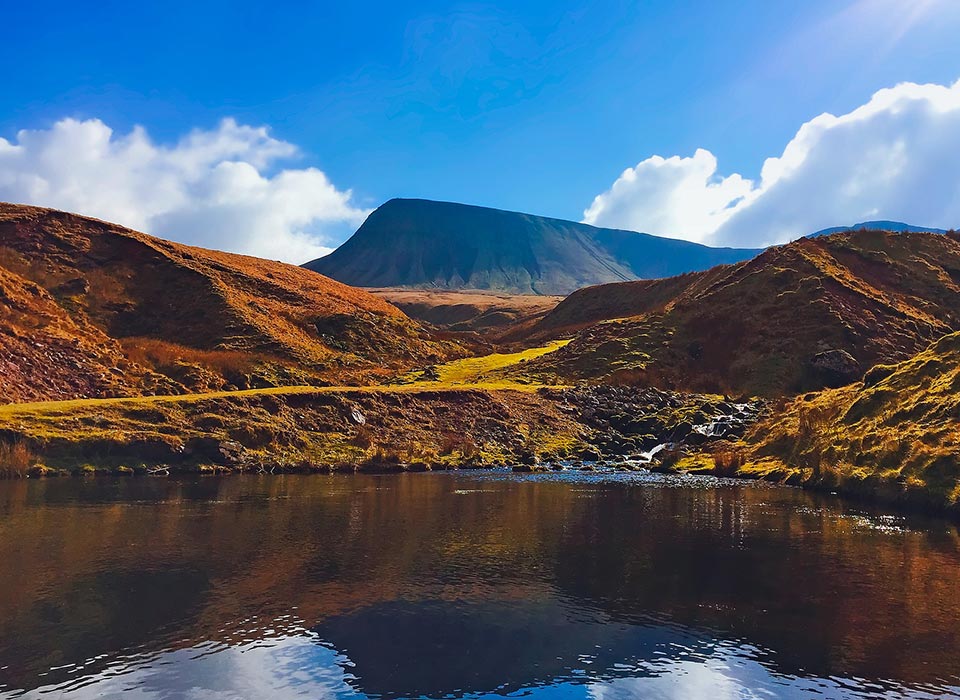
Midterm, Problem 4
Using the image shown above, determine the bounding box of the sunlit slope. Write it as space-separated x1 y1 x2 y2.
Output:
0 203 459 402
739 331 960 512
521 229 960 396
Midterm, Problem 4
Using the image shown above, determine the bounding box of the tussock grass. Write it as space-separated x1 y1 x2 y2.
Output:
121 337 256 375
0 441 34 477
739 331 960 514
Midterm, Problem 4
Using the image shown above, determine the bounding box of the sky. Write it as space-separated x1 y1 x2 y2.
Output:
1 0 960 261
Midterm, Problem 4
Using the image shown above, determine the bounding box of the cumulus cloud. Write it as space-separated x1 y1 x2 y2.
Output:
585 79 960 247
582 149 754 244
0 118 368 262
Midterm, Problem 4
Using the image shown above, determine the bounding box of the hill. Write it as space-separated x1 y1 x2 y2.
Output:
809 220 949 237
304 198 761 295
368 288 562 333
738 331 960 515
519 229 960 396
0 203 459 403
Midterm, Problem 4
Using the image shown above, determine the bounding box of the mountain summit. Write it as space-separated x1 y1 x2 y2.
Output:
304 198 761 295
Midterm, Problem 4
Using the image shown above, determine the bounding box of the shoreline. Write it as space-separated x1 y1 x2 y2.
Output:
3 457 957 523
0 382 956 522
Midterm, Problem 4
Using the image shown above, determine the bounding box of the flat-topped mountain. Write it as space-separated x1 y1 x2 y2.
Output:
519 229 960 396
0 203 458 403
304 198 761 295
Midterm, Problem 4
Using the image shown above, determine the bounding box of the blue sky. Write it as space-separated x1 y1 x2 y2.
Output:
1 0 960 260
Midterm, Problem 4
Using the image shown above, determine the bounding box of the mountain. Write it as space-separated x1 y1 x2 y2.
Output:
741 330 960 515
304 198 762 295
518 228 960 396
808 220 949 237
0 203 458 403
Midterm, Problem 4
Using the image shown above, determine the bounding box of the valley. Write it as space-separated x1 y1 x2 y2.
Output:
0 202 957 519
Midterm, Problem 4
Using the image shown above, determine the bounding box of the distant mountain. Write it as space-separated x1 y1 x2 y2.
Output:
808 220 949 237
304 198 762 295
0 203 457 403
518 228 960 396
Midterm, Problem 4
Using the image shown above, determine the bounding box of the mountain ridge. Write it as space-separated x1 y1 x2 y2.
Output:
808 220 949 237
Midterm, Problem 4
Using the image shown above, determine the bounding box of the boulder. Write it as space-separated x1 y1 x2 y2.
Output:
809 349 861 387
579 447 601 461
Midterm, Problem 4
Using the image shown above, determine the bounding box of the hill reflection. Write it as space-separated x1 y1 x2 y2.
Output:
0 472 958 698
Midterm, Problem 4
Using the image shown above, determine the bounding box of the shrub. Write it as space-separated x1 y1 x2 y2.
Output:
439 431 479 458
863 363 897 388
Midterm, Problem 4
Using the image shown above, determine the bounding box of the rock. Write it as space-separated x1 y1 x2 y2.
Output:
420 365 441 381
669 421 693 441
519 451 540 466
512 464 547 473
579 447 601 461
809 349 861 387
350 407 366 425
53 277 90 297
217 440 246 465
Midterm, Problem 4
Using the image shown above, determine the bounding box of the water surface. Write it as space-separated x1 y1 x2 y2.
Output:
0 471 958 699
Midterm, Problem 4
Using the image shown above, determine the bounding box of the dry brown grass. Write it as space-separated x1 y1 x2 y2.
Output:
711 444 747 476
439 432 480 459
350 424 376 450
523 230 960 396
742 331 960 513
0 202 466 402
121 337 256 375
0 441 34 477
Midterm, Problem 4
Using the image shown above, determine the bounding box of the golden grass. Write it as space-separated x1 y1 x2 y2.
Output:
738 331 960 512
394 339 571 387
0 339 575 438
121 337 257 375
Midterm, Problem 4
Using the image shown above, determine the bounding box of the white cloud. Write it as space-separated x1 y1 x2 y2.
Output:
585 79 960 247
583 149 754 244
0 118 368 263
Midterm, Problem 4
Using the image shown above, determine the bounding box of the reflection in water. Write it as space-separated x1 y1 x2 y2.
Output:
0 471 958 699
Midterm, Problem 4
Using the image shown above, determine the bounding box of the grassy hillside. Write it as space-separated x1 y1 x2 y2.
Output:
305 198 760 295
522 230 960 396
0 203 461 402
736 331 960 514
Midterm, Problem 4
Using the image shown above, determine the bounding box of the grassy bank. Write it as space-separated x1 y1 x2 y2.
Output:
658 333 960 517
0 384 588 477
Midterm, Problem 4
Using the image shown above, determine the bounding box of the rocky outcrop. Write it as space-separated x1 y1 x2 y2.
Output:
544 385 765 463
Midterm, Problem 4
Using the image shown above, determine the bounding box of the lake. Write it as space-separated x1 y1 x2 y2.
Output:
0 471 958 699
